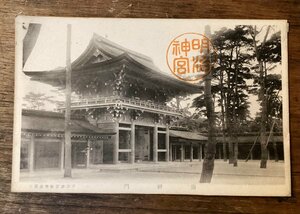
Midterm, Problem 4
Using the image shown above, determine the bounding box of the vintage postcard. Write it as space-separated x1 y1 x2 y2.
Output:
12 16 290 196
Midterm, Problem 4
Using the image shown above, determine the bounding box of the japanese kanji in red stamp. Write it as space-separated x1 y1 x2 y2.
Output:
166 32 217 82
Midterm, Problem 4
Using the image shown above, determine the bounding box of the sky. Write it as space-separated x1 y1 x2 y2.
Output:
19 18 282 117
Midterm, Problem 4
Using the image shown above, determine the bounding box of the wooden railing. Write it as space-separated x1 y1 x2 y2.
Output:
58 96 182 115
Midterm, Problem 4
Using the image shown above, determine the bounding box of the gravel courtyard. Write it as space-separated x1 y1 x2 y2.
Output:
20 160 285 185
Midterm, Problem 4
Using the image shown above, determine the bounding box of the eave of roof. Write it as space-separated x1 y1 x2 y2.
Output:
22 109 115 135
23 34 202 94
170 130 207 141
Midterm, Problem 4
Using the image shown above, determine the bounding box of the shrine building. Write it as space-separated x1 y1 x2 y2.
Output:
22 34 208 170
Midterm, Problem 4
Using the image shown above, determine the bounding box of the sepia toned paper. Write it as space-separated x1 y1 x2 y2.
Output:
12 16 290 196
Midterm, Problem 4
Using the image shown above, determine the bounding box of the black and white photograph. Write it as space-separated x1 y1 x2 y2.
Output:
12 17 290 196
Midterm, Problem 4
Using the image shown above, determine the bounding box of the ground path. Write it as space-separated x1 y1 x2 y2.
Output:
20 160 285 185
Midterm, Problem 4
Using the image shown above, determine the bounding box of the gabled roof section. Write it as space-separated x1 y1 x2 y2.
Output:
22 109 115 135
71 34 156 70
24 34 202 93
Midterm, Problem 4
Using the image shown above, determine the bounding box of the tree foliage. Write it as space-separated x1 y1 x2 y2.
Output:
23 92 63 111
193 25 282 169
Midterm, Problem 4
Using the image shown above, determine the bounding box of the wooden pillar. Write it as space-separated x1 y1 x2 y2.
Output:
86 139 90 168
147 129 151 161
73 143 76 167
169 144 173 162
153 125 158 163
165 126 170 162
29 134 35 172
113 122 119 164
64 24 72 178
190 143 193 162
174 146 177 161
130 122 135 164
99 140 103 163
198 144 202 161
180 143 184 162
272 132 278 162
60 138 64 170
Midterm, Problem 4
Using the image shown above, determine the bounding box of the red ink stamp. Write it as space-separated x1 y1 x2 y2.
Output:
166 32 217 82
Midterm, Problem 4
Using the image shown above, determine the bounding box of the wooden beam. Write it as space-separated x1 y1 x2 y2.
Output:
119 149 132 153
119 127 131 131
153 124 158 163
169 143 173 162
166 126 170 162
29 135 35 172
158 130 166 134
199 144 202 161
113 122 119 164
99 140 103 164
64 102 182 117
86 139 90 168
60 138 64 170
130 122 135 164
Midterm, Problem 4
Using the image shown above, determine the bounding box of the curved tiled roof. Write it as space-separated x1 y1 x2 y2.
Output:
170 130 207 141
22 109 115 135
24 34 202 94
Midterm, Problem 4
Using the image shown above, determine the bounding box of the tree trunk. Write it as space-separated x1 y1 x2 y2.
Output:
232 46 240 167
222 139 227 162
260 144 268 168
259 61 268 169
251 26 271 169
225 49 233 164
260 105 268 168
200 87 216 183
228 141 234 164
200 142 216 183
200 73 216 183
233 140 238 167
200 26 216 183
226 78 234 164
220 69 227 162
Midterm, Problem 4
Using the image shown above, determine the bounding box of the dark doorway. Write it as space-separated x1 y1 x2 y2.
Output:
35 140 60 169
72 141 87 168
103 140 113 163
89 140 103 164
135 126 151 161
193 146 198 159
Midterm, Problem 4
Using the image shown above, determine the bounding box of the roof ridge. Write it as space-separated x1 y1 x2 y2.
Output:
92 33 153 63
